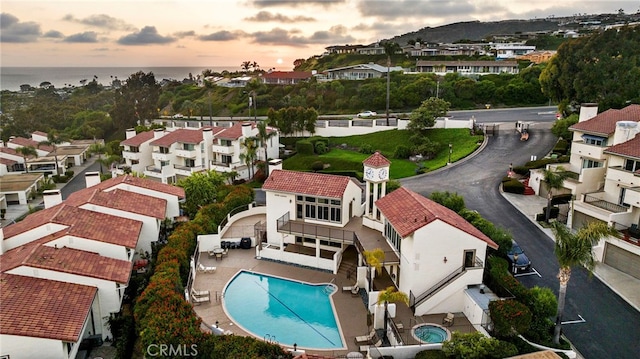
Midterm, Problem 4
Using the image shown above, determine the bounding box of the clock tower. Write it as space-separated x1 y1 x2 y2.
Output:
362 151 391 218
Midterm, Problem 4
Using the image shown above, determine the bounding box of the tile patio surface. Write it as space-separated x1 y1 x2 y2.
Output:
191 215 475 357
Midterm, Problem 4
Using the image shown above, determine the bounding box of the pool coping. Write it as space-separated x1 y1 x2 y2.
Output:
410 323 452 344
221 269 348 351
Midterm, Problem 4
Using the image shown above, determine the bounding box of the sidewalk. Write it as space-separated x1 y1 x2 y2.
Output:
501 191 640 313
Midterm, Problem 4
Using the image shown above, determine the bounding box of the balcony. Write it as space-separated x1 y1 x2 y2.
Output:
212 144 235 155
174 149 197 159
151 152 172 161
276 212 355 244
173 164 205 176
122 151 142 160
571 142 606 160
583 193 628 213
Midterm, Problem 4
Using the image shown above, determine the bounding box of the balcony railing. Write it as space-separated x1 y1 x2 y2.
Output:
583 194 628 213
173 164 204 173
145 165 161 173
276 212 355 244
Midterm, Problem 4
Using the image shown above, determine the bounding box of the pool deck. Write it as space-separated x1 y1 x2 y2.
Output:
192 215 475 357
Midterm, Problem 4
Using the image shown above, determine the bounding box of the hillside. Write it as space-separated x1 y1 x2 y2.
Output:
388 19 560 44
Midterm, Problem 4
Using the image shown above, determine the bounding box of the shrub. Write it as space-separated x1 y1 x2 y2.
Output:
394 144 411 159
503 178 525 194
311 161 324 171
359 143 374 154
315 141 328 154
513 166 530 175
295 140 314 155
415 350 447 359
442 331 518 358
489 299 532 338
64 170 74 177
553 139 569 155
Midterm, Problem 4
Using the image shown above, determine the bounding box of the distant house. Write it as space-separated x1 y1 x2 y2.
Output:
316 63 404 81
324 44 364 54
516 50 557 64
260 71 313 85
492 43 536 59
416 60 519 76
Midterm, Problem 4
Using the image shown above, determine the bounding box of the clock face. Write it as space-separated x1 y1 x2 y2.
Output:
365 168 374 179
379 168 388 180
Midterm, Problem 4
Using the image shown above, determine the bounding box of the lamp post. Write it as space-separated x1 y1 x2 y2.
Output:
448 143 452 164
247 90 257 121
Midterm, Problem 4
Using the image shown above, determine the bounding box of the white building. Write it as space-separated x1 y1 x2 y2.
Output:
493 43 536 59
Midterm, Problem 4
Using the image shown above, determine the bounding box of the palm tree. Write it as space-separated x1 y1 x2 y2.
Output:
382 41 401 126
256 121 276 175
239 137 258 179
363 248 385 291
377 286 409 335
89 142 107 173
550 221 614 344
39 131 66 176
16 146 38 173
542 166 570 222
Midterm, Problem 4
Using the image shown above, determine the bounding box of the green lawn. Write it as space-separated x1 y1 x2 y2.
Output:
283 129 483 179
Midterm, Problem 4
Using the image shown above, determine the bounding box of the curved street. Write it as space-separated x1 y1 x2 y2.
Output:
401 125 640 358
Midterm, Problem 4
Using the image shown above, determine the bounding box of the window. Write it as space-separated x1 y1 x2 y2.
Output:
221 155 232 164
220 139 232 146
581 134 607 146
159 146 170 154
624 159 640 172
160 161 170 167
582 159 603 168
128 146 139 153
185 159 195 167
296 195 342 223
183 143 195 151
385 220 401 253
131 159 139 165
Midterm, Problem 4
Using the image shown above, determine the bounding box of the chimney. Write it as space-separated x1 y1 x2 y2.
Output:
578 103 599 122
153 128 165 139
125 128 137 139
85 171 101 188
241 123 252 139
43 189 62 209
613 121 640 145
268 159 282 176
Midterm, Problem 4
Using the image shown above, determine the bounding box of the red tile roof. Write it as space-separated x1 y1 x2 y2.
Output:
262 169 357 198
121 130 155 147
0 158 17 165
0 273 97 342
8 137 54 153
2 205 142 248
149 128 203 146
0 147 19 155
216 122 255 140
93 174 186 199
604 134 640 159
570 105 640 136
66 188 167 219
262 71 313 80
376 187 498 249
363 151 391 168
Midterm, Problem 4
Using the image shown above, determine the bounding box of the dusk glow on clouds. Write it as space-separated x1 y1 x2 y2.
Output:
1 0 637 69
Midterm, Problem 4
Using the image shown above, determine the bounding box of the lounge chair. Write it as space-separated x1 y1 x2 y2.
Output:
191 288 210 297
354 329 377 345
190 289 210 304
222 248 229 257
351 285 360 297
197 263 216 273
443 312 454 326
359 338 382 353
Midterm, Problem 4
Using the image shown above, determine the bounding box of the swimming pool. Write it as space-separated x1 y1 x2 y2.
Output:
223 271 345 349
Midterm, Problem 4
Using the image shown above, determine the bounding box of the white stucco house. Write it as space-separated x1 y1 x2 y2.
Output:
0 273 99 359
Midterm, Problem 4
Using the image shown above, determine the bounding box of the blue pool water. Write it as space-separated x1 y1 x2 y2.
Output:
223 271 344 349
412 324 450 343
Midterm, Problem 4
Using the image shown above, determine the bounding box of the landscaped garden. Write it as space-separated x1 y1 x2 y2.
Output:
281 128 484 179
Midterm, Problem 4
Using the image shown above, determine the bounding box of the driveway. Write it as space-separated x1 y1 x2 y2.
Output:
401 126 640 359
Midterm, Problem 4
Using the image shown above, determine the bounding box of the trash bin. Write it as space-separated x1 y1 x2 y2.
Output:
240 237 251 249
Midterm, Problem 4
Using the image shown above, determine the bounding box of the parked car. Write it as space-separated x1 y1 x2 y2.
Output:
356 111 377 117
506 241 531 273
172 113 184 118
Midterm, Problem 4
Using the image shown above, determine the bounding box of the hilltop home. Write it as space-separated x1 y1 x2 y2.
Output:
315 63 404 81
529 103 640 280
415 60 519 76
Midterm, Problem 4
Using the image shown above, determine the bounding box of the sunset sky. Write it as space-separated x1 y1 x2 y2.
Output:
2 0 638 70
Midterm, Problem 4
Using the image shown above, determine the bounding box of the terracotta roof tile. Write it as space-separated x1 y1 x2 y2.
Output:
216 122 255 140
121 130 155 147
29 246 131 283
262 170 356 198
570 104 640 135
376 187 498 249
363 151 391 168
0 157 17 165
149 128 203 146
8 137 54 153
0 273 97 341
604 134 640 159
0 147 19 155
66 188 167 219
93 174 185 199
2 205 142 248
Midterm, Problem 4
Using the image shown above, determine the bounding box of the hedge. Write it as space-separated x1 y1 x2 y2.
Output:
503 178 525 194
295 139 314 155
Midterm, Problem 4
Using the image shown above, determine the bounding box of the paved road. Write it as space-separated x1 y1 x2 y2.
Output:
401 127 640 359
60 160 101 199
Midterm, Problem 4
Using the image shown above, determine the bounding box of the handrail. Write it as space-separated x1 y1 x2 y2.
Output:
276 212 355 243
410 265 465 311
583 194 628 213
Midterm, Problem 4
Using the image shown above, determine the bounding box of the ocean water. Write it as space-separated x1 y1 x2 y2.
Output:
0 66 234 92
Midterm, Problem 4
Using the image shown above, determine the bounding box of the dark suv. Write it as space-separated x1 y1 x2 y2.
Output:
506 241 531 273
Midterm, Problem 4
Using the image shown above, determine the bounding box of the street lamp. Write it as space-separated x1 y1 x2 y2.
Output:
448 143 452 164
246 90 257 121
